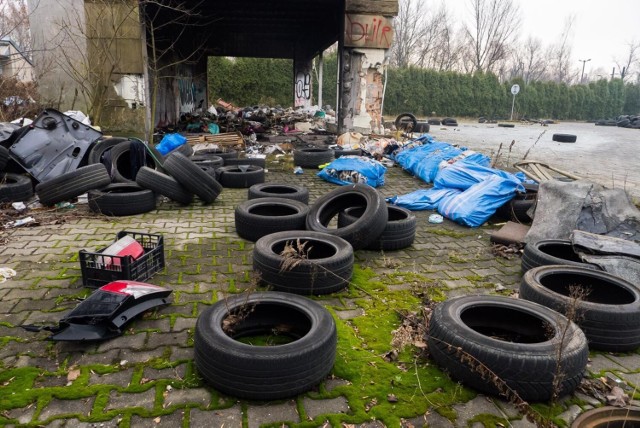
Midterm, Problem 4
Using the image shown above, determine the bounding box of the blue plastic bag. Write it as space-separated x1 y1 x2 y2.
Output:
317 156 386 187
438 175 521 227
386 187 461 210
434 159 524 191
156 133 187 155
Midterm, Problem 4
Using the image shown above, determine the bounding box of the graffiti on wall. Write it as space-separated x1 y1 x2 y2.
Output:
294 61 312 108
345 14 393 49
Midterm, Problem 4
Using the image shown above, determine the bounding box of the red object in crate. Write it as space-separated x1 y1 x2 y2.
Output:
101 235 144 267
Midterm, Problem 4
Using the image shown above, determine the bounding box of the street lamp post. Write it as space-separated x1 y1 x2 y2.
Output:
579 58 591 83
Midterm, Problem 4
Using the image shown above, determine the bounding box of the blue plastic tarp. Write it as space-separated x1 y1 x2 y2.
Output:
386 187 462 210
438 174 523 227
156 133 187 155
434 158 524 191
317 156 386 187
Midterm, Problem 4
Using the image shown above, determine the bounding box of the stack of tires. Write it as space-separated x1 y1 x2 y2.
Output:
194 182 419 400
428 235 640 402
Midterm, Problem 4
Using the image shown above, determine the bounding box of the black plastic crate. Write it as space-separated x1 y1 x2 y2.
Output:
79 231 165 288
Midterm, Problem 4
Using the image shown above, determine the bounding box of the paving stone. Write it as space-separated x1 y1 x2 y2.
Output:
557 404 583 426
162 387 211 408
246 400 299 428
88 368 135 388
38 397 95 422
452 395 505 427
97 333 147 353
303 396 350 419
336 308 365 320
106 388 156 411
5 405 36 424
143 364 187 382
602 353 640 372
189 405 243 428
324 377 351 392
144 331 190 348
130 410 186 427
586 353 626 374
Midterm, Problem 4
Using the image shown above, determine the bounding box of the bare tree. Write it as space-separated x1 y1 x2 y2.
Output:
390 0 427 68
0 0 32 50
546 16 578 84
462 0 521 74
415 3 450 68
505 36 548 83
615 40 640 82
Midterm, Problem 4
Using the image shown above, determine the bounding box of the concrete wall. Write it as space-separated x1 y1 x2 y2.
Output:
0 41 34 82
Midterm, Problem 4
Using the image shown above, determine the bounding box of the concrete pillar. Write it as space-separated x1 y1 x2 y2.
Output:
294 59 313 109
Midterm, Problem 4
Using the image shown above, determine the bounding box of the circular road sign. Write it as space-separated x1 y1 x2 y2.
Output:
511 84 520 95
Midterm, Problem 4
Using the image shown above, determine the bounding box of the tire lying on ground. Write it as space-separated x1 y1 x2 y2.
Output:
88 183 156 216
253 230 354 295
441 117 458 126
190 154 224 168
427 295 588 402
216 165 265 188
333 148 362 158
521 239 600 273
520 265 640 352
135 166 193 205
338 205 416 251
0 173 34 202
36 163 111 206
193 148 238 162
235 197 309 242
293 147 334 168
87 137 131 164
394 113 417 132
248 183 309 204
495 183 538 223
224 157 266 168
162 152 222 203
194 291 337 400
552 133 577 143
165 142 193 157
306 183 388 250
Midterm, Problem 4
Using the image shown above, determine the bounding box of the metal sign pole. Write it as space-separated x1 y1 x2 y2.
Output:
510 84 520 121
510 94 516 121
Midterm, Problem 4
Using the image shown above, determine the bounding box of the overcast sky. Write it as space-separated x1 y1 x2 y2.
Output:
451 0 639 78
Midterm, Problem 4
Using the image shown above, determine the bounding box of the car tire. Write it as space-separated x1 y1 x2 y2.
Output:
235 197 309 242
224 157 267 168
194 148 238 161
293 147 334 168
0 173 34 202
190 154 224 168
36 163 111 206
216 165 265 188
306 183 388 250
338 205 416 251
552 134 577 143
427 295 588 402
521 239 599 273
520 265 640 352
333 148 362 158
163 152 222 204
88 183 156 216
109 141 165 182
495 183 538 223
253 230 354 295
248 183 309 204
194 291 337 400
135 166 193 205
87 137 131 165
394 113 417 132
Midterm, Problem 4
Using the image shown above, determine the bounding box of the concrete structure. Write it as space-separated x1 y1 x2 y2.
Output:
0 38 34 82
28 0 398 133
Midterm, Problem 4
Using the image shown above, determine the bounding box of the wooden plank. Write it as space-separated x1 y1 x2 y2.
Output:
345 0 398 16
185 132 244 148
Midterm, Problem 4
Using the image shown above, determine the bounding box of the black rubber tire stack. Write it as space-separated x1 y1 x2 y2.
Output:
306 183 388 250
194 148 238 163
0 173 34 202
338 205 416 251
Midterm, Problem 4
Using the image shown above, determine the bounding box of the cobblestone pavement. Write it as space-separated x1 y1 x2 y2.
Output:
0 156 638 427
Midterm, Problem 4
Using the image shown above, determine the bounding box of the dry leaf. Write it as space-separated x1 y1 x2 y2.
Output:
154 417 161 424
67 368 81 382
387 393 398 403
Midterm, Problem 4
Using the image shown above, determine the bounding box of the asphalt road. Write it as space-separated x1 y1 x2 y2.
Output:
426 121 640 200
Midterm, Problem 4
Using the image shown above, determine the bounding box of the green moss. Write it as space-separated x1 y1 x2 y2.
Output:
426 229 473 238
468 413 510 427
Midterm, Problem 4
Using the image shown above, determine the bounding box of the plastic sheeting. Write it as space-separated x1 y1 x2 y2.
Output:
438 175 523 227
156 133 187 155
386 188 462 210
317 156 386 187
434 158 525 191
